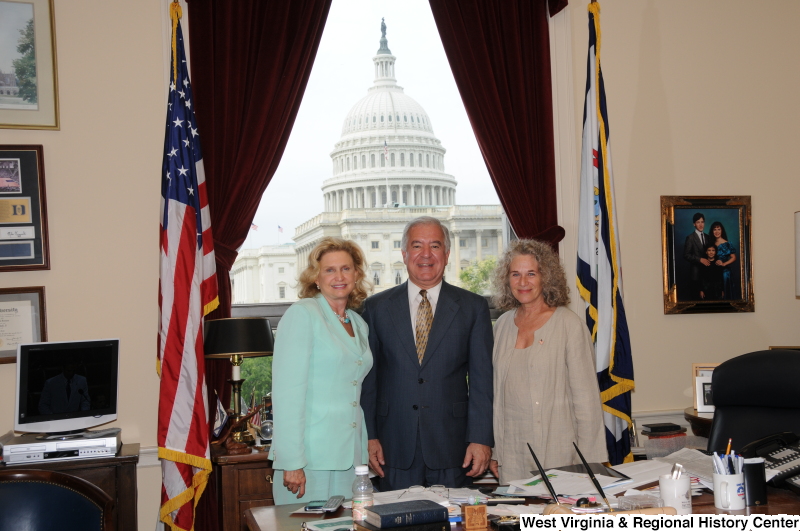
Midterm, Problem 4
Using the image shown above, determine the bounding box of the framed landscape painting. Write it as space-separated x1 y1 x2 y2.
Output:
0 0 59 129
661 196 753 314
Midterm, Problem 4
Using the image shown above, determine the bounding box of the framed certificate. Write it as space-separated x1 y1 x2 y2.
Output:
0 145 49 271
0 286 46 363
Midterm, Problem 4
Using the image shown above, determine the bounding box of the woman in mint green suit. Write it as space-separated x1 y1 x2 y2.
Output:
269 237 373 505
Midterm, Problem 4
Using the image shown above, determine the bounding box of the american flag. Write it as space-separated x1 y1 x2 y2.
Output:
277 225 283 233
251 223 259 231
157 11 218 531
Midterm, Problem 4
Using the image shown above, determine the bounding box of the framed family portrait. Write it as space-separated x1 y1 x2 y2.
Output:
692 363 719 412
0 0 59 129
661 196 753 314
0 286 46 363
0 145 49 271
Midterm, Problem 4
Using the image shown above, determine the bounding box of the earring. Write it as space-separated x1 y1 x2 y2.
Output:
316 284 320 290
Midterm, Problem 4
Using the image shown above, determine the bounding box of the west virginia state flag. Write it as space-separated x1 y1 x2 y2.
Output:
576 2 635 466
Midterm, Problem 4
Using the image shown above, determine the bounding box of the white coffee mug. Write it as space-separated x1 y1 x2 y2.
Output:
659 474 692 515
713 472 745 510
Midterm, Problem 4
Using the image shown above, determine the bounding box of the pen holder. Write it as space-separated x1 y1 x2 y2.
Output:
461 503 487 531
713 472 745 510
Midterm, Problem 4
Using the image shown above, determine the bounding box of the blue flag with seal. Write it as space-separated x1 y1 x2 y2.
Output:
576 2 635 466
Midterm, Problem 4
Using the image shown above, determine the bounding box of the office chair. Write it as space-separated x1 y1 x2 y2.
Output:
707 349 800 454
0 469 114 531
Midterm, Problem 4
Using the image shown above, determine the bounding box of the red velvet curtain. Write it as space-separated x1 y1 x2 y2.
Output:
186 1 331 527
428 0 568 246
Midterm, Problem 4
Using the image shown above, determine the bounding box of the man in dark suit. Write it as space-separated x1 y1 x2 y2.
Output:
683 212 715 298
361 216 494 490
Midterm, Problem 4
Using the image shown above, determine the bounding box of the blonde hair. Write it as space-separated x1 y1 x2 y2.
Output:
491 239 570 310
297 237 371 308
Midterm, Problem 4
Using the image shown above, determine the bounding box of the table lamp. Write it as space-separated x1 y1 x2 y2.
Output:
204 317 274 445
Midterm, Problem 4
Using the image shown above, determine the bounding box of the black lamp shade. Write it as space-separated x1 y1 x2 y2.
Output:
203 317 274 358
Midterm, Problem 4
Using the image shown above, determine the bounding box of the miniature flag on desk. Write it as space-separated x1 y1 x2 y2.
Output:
576 2 635 466
213 391 228 438
157 4 218 530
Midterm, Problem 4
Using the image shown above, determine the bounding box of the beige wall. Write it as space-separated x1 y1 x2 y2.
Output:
0 0 165 527
562 0 800 413
0 1 798 529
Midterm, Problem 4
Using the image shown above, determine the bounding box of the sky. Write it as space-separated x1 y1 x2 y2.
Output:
243 0 499 249
0 2 33 72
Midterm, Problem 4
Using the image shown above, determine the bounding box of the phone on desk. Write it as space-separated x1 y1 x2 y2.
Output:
741 432 800 493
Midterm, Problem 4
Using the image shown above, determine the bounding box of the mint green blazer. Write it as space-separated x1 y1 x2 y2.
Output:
269 295 373 471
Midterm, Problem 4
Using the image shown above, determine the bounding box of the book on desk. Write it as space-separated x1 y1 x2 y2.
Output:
364 500 449 528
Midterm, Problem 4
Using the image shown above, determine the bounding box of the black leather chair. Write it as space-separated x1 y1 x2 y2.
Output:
0 469 114 531
707 349 800 454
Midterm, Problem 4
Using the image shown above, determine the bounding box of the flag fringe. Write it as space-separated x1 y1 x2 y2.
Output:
170 2 182 84
203 295 219 317
158 447 212 531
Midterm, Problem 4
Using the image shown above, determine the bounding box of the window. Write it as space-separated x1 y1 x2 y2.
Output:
381 153 386 167
426 154 430 168
460 238 467 248
404 115 408 122
418 154 422 166
409 153 414 167
279 286 286 299
395 271 402 285
373 270 380 285
381 115 384 122
278 267 284 273
361 155 366 168
390 153 395 166
371 154 375 167
373 116 376 123
482 238 488 247
396 114 400 121
389 115 392 122
394 240 401 249
353 156 357 169
371 241 379 249
347 158 350 171
400 153 405 166
392 190 397 202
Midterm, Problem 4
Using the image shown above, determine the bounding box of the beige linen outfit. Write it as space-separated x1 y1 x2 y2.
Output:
492 306 607 484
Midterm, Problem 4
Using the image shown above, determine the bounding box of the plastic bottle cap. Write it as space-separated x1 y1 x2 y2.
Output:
355 465 369 475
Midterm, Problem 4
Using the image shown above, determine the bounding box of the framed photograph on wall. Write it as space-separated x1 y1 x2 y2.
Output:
0 0 59 130
0 145 49 271
0 286 46 363
661 196 753 314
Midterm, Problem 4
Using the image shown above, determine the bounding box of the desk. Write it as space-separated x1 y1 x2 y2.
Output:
211 445 274 531
684 407 713 438
245 488 800 531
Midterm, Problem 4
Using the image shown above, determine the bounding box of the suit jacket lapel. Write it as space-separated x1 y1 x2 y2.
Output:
315 295 360 356
387 283 419 366
420 281 459 369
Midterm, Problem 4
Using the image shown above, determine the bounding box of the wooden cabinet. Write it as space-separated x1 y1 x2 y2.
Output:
212 447 274 531
9 443 139 531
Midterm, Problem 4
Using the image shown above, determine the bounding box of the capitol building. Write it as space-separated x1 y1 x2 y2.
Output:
231 23 505 304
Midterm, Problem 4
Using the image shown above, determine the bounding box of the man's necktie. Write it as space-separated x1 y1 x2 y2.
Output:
415 290 433 364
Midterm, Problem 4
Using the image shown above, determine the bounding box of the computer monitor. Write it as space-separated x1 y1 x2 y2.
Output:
15 339 120 435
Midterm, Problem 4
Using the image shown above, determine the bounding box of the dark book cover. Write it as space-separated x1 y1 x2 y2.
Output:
355 519 449 531
364 500 449 528
641 423 682 433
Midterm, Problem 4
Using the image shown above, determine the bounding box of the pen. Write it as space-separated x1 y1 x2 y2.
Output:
573 442 613 511
527 442 561 505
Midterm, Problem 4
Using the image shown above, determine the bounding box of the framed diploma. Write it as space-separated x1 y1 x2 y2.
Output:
0 286 46 363
0 145 49 271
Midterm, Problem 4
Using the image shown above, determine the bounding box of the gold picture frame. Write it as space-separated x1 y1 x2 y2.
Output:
661 196 753 314
0 286 47 364
0 0 59 130
692 363 719 411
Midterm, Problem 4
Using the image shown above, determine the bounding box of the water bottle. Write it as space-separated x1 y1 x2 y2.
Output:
351 465 373 522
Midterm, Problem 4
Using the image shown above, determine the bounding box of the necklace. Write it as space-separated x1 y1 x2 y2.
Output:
333 309 350 324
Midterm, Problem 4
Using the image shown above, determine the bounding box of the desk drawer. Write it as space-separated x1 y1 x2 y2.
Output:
239 466 274 497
